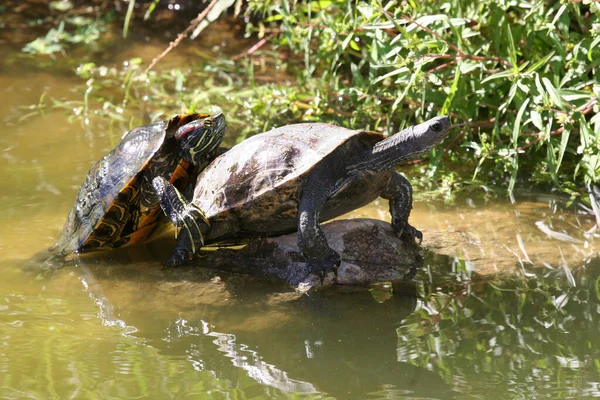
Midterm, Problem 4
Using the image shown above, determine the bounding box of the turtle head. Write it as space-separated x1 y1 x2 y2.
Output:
399 116 451 158
351 116 451 173
175 112 227 165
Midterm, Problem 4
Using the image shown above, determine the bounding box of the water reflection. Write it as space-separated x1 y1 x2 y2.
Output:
37 239 600 399
399 261 600 398
69 252 455 399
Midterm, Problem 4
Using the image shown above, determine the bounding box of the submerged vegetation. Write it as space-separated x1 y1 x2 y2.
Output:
14 0 600 201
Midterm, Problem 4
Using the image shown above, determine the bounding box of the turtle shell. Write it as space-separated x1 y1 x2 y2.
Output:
194 123 384 236
53 113 209 255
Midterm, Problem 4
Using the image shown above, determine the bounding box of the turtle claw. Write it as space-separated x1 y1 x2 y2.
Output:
306 249 341 277
163 247 193 269
396 225 423 245
293 252 340 292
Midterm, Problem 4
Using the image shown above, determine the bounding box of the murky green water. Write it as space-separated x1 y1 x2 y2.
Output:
2 20 600 400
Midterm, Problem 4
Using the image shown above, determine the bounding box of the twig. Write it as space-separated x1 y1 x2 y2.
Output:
232 33 276 61
427 59 458 73
145 0 220 73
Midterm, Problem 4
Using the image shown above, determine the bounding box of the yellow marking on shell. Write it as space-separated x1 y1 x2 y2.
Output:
281 208 298 218
119 218 170 245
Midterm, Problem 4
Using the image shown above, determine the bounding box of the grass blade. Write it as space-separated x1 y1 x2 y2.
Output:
556 128 570 174
123 0 135 38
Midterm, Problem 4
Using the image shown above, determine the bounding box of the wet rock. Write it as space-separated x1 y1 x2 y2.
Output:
194 218 422 289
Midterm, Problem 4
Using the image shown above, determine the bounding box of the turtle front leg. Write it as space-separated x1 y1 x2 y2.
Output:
152 176 210 267
380 172 422 244
298 178 341 277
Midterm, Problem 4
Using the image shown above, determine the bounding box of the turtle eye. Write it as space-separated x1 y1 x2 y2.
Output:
203 119 213 129
431 122 442 132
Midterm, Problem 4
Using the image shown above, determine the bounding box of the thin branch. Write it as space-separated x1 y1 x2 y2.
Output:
427 58 458 74
145 0 220 73
232 33 276 61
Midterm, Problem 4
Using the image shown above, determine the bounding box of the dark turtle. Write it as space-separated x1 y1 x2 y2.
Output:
152 116 451 275
52 112 227 255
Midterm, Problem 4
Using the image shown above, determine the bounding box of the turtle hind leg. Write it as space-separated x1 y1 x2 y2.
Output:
380 172 422 244
152 176 210 267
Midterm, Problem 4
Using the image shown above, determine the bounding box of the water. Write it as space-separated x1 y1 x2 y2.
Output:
2 19 600 400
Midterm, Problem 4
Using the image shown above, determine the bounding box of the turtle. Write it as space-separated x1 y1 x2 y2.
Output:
52 112 227 255
152 116 451 275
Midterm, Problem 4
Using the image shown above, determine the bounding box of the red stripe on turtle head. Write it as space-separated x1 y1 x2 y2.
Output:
174 113 224 141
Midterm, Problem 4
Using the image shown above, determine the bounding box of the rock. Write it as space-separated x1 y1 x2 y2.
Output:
194 218 422 289
28 218 422 292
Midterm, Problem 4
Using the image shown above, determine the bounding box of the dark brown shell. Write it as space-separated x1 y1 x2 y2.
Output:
194 123 384 224
53 113 208 254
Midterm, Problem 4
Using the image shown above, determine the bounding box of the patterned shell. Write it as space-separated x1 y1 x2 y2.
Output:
53 114 207 255
194 123 384 220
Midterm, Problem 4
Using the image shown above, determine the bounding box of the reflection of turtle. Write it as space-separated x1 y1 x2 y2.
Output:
153 116 450 274
52 113 227 255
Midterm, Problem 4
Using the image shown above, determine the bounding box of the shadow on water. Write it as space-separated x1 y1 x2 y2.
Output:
27 246 457 399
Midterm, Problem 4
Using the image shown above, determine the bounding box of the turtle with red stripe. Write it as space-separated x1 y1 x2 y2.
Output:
53 112 226 255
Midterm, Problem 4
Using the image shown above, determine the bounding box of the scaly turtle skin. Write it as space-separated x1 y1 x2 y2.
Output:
153 116 451 276
52 112 227 255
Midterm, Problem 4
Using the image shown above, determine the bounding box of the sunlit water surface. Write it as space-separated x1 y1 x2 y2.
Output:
2 26 600 400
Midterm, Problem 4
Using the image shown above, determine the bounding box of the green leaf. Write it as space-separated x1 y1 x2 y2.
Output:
441 62 461 115
534 74 545 96
509 155 519 195
373 67 409 84
559 90 594 102
405 14 448 32
542 77 565 109
481 70 512 84
350 63 364 86
499 83 518 113
123 0 135 38
530 110 544 131
428 74 442 86
328 32 355 74
512 98 530 147
407 0 419 10
506 24 518 69
391 64 421 113
556 128 570 175
143 0 160 21
551 4 567 26
547 140 559 186
526 51 555 74
589 36 600 62
50 0 73 11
